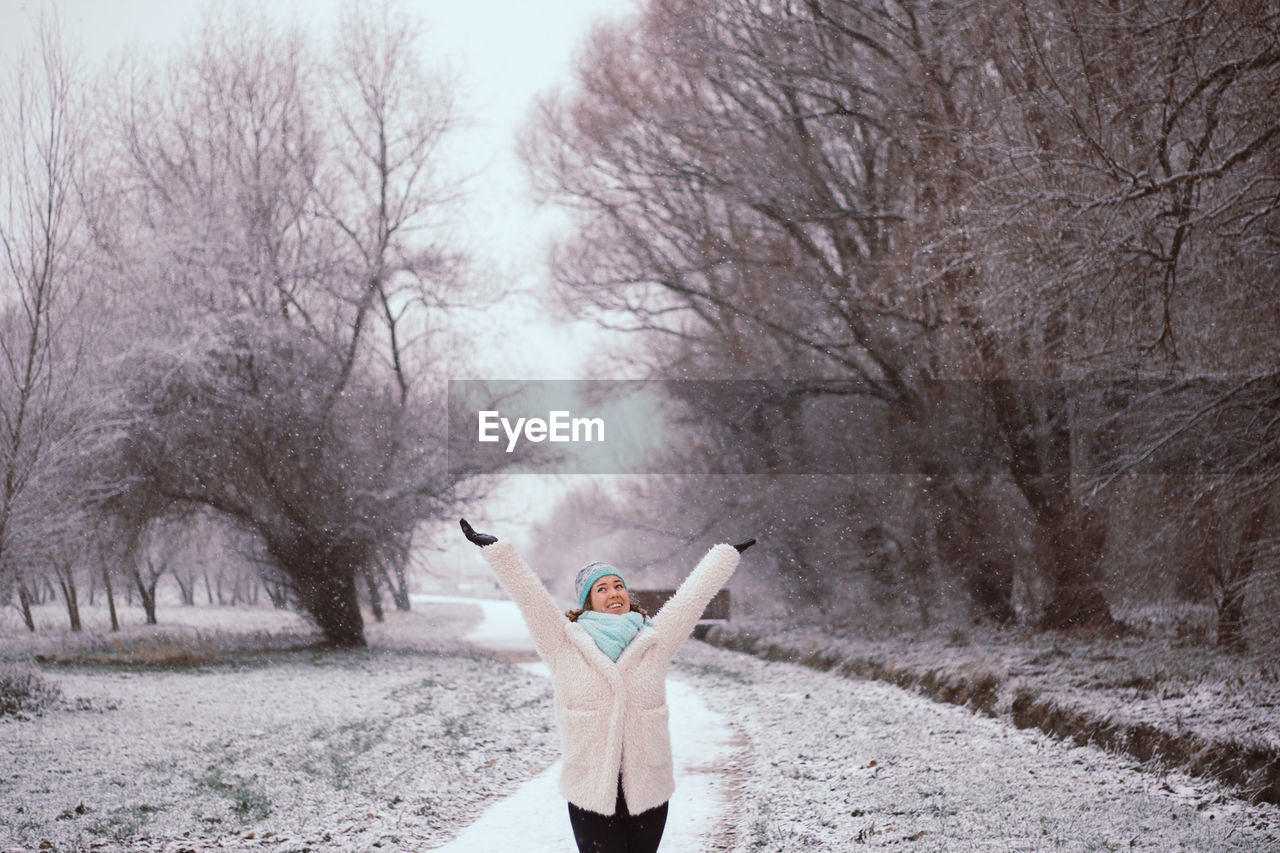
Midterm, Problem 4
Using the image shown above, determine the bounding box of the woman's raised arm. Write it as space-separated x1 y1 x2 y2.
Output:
460 519 568 660
649 538 754 657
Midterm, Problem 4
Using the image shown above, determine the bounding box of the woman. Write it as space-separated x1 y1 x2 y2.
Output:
459 518 754 853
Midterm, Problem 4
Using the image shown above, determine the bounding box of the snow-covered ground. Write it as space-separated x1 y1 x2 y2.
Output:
0 603 562 852
3 599 1278 851
675 639 1280 851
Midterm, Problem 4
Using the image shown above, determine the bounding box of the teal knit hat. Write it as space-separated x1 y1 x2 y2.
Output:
575 562 627 610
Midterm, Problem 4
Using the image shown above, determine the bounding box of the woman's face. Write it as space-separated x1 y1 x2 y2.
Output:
587 574 631 614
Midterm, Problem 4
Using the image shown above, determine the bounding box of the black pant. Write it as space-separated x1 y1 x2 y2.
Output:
567 777 669 853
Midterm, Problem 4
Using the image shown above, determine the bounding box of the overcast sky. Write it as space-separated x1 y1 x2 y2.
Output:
2 0 637 378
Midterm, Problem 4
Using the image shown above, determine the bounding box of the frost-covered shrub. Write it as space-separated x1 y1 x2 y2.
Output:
0 664 63 718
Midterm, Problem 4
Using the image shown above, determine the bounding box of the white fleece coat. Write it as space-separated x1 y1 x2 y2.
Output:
479 540 740 816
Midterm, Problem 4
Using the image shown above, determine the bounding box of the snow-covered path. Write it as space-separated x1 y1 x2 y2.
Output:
418 596 735 852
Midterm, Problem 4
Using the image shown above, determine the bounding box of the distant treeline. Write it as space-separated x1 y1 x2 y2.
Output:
3 1 1277 651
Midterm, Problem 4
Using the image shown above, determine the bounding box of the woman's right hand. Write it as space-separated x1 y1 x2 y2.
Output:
460 518 498 547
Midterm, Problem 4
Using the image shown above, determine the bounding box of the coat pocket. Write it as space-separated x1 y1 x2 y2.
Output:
559 708 601 769
633 705 672 767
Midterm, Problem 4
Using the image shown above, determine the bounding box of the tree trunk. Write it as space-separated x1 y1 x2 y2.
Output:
300 570 366 648
934 478 1018 626
1031 495 1114 631
1217 499 1268 652
965 559 1017 626
269 535 367 648
131 568 158 625
386 560 411 612
102 564 119 632
18 580 35 631
1217 581 1248 653
263 579 289 609
982 379 1117 632
364 570 384 623
57 571 82 633
175 573 195 605
910 504 938 631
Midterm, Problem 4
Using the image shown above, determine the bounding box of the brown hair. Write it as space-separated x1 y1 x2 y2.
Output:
564 601 649 622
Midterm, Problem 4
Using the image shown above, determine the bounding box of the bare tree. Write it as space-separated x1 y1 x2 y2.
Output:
314 0 465 405
971 0 1280 628
83 3 480 647
524 0 1280 633
0 14 99 632
522 0 1110 628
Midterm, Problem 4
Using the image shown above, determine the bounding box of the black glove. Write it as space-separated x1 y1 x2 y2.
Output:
460 518 497 547
733 538 756 554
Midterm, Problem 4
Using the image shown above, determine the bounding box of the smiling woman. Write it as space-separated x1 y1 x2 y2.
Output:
569 565 644 663
584 570 631 615
459 518 755 853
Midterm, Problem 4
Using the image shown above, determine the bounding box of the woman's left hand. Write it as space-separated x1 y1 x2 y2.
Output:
733 538 756 553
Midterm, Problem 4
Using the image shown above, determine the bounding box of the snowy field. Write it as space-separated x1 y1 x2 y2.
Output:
1 602 560 852
3 599 1279 851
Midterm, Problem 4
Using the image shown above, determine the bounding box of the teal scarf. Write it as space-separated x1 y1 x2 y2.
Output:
577 610 646 662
